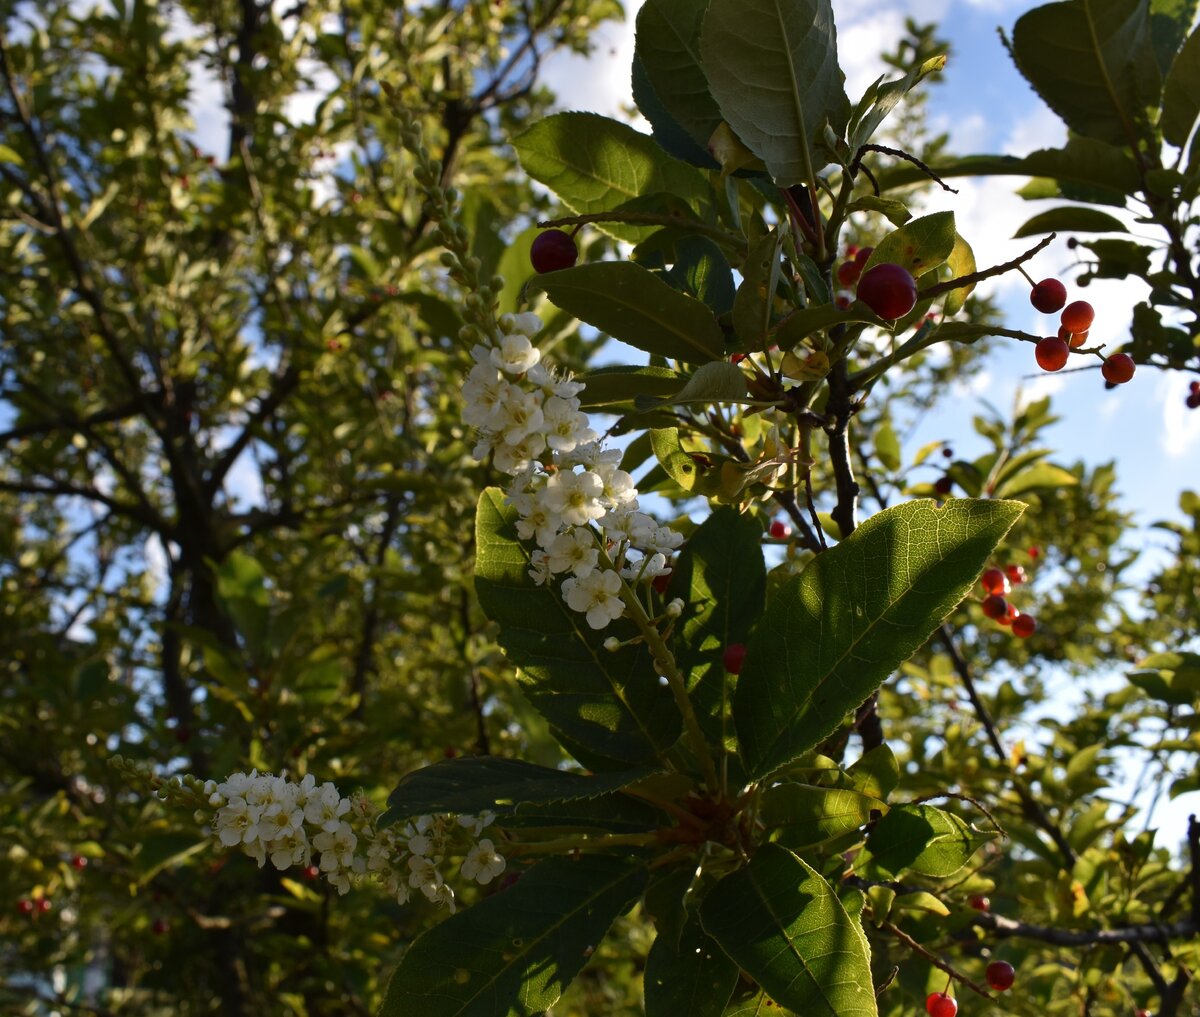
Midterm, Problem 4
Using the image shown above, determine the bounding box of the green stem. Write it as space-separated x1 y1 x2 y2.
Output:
600 547 722 796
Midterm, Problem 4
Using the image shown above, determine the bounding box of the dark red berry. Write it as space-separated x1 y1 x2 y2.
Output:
1136 1009 1153 1017
925 992 958 1017
651 572 672 595
1060 300 1095 333
529 230 578 274
1028 546 1041 559
36 898 51 913
1102 353 1135 384
1012 614 1037 638
1005 565 1026 586
302 865 320 881
934 475 954 497
1188 392 1200 409
980 567 1008 596
982 595 1008 620
968 894 990 912
1035 336 1070 372
853 246 873 266
836 261 861 286
17 899 34 915
942 447 954 458
999 603 1019 627
730 353 748 364
71 855 88 870
1189 380 1200 394
986 960 1015 991
1030 278 1067 313
444 746 459 758
152 918 170 935
722 644 748 675
857 263 918 320
769 520 791 540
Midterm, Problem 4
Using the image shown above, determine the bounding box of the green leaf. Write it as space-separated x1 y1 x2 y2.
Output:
632 53 720 169
941 233 977 316
1006 0 1161 147
214 551 269 657
0 143 24 165
645 905 739 1017
734 499 1023 779
733 229 785 351
760 783 884 848
848 55 946 153
577 365 683 408
874 421 901 473
474 490 680 768
512 113 711 242
670 362 747 405
379 855 647 1017
670 507 766 763
536 262 724 363
700 844 877 1017
1012 206 1130 238
994 462 1079 498
667 236 736 314
846 194 912 226
1162 24 1200 145
698 0 850 183
774 302 887 349
383 757 651 825
636 0 725 149
1150 0 1199 73
1128 651 1200 705
862 212 957 277
863 804 997 878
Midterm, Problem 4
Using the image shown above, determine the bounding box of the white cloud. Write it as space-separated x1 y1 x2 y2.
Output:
542 4 642 118
1160 371 1200 458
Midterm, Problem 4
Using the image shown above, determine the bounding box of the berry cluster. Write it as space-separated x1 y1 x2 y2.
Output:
979 563 1036 638
1187 379 1200 410
1030 280 1135 384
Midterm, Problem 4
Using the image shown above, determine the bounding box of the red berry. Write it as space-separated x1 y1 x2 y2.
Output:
769 520 791 540
1030 278 1067 313
71 855 88 870
1028 546 1041 559
722 644 748 675
1005 565 1026 586
1060 300 1095 333
854 246 873 266
529 230 578 274
651 572 672 595
1190 380 1200 394
1102 353 1135 384
999 603 1019 627
1012 613 1037 638
444 746 459 758
925 992 958 1017
980 567 1008 596
152 918 170 935
857 263 918 319
986 960 1015 991
1064 327 1089 349
1136 1010 1153 1017
982 594 1008 620
730 353 747 364
1188 392 1200 409
36 898 51 913
836 261 861 286
934 475 953 497
1035 336 1070 372
968 894 990 912
17 899 34 915
302 865 320 881
942 447 953 458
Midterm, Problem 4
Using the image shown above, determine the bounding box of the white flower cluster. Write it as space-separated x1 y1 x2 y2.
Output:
464 311 683 629
202 771 504 908
368 812 505 912
207 771 363 893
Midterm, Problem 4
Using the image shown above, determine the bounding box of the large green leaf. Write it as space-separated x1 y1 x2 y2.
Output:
700 844 877 1017
698 0 850 183
474 490 680 768
536 262 725 363
636 0 724 148
1012 206 1130 238
734 499 1023 779
1006 0 1161 147
669 508 766 768
760 783 885 849
645 903 739 1017
382 757 651 825
1150 0 1199 73
1128 651 1200 705
1162 24 1200 145
576 365 683 409
512 113 711 242
732 229 785 351
632 54 720 169
863 804 997 878
379 855 647 1017
861 211 957 277
848 55 946 153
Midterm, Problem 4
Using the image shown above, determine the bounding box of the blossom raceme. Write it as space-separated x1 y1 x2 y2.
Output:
466 312 682 630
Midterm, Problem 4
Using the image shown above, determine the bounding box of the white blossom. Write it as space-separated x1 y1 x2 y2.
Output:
461 839 506 885
547 528 599 577
562 569 626 630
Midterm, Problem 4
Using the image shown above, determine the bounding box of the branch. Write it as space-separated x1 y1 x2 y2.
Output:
918 234 1056 301
205 365 301 496
0 399 142 444
0 478 169 534
976 913 1198 947
879 919 992 999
